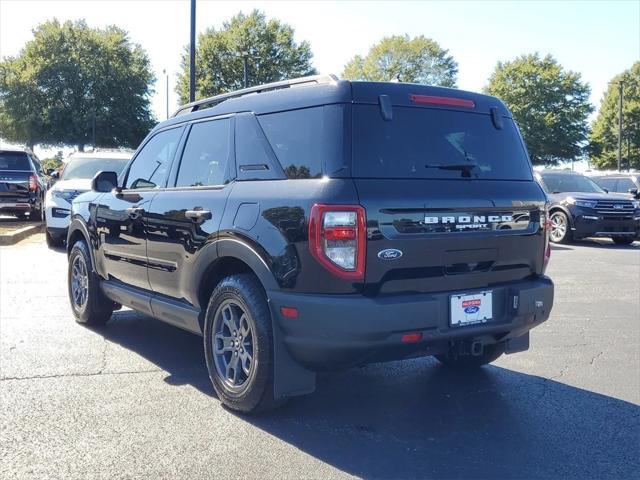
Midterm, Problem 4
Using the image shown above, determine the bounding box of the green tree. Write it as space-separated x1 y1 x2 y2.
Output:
485 53 593 166
342 35 457 87
176 10 316 104
41 150 64 173
589 62 640 170
0 19 155 151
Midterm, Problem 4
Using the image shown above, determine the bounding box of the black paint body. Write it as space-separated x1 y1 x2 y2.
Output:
68 80 555 399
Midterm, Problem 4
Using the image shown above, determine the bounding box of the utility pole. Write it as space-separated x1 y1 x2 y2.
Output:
617 81 623 171
243 55 248 89
189 0 196 102
163 69 169 119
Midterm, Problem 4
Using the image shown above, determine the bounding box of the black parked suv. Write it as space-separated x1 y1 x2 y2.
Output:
536 170 640 245
67 76 554 412
0 149 47 220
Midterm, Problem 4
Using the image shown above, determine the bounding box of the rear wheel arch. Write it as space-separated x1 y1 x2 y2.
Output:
196 238 279 330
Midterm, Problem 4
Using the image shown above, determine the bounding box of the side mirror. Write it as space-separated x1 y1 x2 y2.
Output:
628 188 638 195
603 188 609 193
91 171 119 193
50 170 60 179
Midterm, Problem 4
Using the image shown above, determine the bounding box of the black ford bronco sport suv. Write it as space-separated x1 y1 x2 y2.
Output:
67 75 554 412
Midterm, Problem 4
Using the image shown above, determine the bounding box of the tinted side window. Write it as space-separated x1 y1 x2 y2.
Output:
616 178 635 193
126 127 183 189
258 107 324 179
176 119 231 187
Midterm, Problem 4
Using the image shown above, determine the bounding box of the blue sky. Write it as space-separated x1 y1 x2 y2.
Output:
1 0 638 128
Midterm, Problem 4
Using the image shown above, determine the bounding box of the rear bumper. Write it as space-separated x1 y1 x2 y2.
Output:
268 276 554 370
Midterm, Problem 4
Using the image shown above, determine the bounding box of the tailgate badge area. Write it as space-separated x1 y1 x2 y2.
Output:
378 248 403 260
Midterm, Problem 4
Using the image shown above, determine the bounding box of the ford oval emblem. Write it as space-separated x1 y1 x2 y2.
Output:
378 248 403 260
464 306 480 314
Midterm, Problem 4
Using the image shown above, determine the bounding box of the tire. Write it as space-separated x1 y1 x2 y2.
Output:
67 240 113 325
435 342 505 369
612 236 635 245
548 210 572 244
203 274 282 413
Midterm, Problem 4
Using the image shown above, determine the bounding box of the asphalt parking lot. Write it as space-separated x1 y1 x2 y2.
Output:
1 233 639 479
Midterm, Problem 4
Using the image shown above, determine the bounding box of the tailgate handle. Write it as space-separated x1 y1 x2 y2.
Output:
445 261 493 275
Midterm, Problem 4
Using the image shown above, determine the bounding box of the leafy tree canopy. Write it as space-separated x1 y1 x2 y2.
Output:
176 10 316 104
485 53 593 166
342 35 458 87
589 62 640 170
0 19 155 151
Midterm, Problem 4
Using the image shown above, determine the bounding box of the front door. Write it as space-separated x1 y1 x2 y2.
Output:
146 117 234 302
95 126 184 290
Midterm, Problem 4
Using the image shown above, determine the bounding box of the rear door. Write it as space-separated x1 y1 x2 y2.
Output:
94 126 184 291
351 101 547 295
145 117 234 303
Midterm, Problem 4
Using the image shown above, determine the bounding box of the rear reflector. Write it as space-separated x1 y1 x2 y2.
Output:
410 94 475 108
401 332 423 343
280 307 298 319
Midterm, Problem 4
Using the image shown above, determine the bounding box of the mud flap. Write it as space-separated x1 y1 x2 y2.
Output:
270 305 316 400
505 331 529 354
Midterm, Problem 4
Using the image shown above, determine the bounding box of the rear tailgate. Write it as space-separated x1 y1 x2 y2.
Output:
350 90 547 295
0 170 32 203
356 179 546 294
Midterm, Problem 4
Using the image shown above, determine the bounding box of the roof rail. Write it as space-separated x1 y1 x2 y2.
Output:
171 74 339 118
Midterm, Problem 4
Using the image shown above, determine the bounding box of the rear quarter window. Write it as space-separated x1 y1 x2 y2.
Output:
352 105 533 180
257 105 346 179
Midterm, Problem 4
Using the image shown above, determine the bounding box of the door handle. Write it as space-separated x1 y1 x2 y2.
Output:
185 209 212 221
126 206 145 218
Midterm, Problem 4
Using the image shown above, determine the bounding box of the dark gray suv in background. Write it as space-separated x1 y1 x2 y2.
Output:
536 170 640 245
66 76 554 412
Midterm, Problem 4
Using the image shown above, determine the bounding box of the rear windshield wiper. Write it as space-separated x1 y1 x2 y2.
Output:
425 162 478 177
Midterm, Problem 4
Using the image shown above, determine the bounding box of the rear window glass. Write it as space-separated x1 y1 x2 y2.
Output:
0 152 30 171
257 106 346 179
352 106 532 180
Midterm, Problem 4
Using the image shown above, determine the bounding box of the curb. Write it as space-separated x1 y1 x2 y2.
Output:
0 224 44 246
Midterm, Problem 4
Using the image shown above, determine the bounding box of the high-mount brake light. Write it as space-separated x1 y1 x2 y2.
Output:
308 204 366 280
409 94 476 108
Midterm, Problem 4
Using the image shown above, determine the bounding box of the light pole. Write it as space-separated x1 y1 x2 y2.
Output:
163 69 169 119
617 81 623 171
243 55 248 89
189 0 196 102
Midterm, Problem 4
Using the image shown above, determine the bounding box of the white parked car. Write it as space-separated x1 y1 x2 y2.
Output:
45 150 132 247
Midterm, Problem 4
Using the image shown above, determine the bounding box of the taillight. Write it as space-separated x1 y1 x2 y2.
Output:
28 175 37 192
308 204 366 280
541 206 551 273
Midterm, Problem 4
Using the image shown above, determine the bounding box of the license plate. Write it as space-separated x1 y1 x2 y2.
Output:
450 291 493 327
